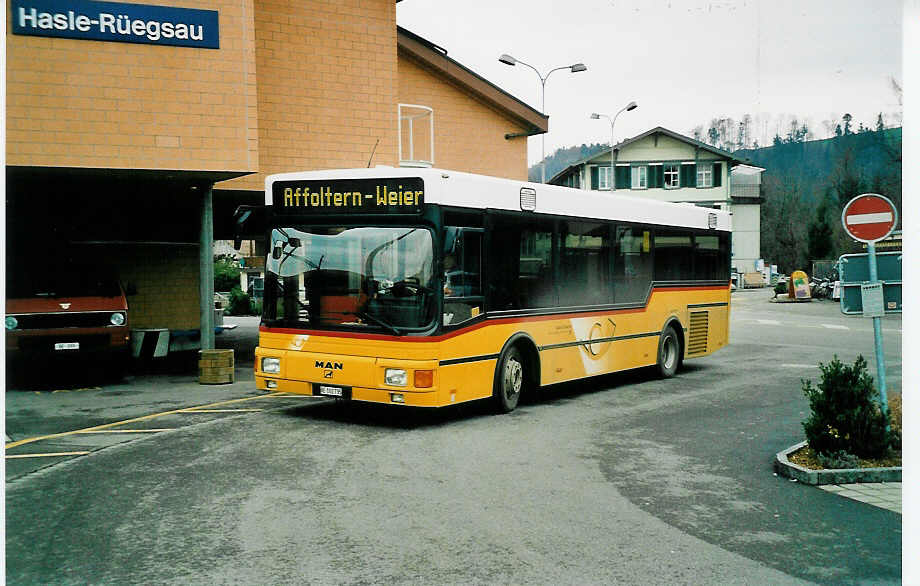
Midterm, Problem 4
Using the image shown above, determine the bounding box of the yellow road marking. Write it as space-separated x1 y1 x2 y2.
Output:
73 429 175 434
179 408 264 413
6 451 91 459
5 392 288 450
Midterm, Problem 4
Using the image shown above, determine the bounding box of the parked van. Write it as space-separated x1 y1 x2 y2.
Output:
5 264 130 377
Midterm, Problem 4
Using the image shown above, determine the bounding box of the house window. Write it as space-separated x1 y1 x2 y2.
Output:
631 165 648 189
598 166 612 190
663 164 680 188
697 162 713 188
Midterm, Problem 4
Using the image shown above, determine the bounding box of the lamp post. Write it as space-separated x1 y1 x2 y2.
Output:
499 54 587 183
591 101 638 190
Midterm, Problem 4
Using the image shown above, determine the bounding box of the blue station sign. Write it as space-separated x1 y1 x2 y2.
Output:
11 0 219 49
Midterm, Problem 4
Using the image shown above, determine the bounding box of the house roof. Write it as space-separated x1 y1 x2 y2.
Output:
548 126 750 184
397 27 548 136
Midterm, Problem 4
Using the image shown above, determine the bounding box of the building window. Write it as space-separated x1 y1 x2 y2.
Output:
631 165 648 189
598 166 612 190
663 163 680 188
697 162 713 188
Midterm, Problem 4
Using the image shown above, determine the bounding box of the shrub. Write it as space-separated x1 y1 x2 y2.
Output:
774 280 787 296
227 286 256 316
215 258 241 292
802 355 891 459
816 450 860 469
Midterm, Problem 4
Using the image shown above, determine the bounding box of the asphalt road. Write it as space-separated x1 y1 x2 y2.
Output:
5 290 903 584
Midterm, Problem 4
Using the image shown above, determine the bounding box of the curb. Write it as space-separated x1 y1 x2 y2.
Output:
774 441 902 485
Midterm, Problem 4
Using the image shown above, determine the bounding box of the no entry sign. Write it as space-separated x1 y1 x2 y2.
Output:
841 193 898 243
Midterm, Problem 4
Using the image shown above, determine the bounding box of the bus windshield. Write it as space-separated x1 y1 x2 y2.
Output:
263 226 436 333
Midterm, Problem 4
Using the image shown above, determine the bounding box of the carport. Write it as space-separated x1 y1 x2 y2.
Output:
6 166 260 360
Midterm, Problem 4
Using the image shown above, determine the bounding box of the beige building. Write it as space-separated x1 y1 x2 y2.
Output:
6 0 545 357
549 127 761 273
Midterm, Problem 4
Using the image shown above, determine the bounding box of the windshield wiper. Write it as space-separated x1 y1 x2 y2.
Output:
347 311 401 335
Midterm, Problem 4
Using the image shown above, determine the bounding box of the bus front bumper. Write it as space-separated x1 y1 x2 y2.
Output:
254 347 442 407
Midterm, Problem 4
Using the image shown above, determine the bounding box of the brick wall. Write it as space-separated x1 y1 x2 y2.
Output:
397 53 529 181
219 0 398 192
6 0 258 173
112 244 201 330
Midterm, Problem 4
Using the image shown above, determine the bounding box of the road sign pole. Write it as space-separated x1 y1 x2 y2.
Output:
866 241 889 419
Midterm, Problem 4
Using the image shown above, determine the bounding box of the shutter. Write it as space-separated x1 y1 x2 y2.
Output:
682 164 697 188
651 165 662 188
616 166 630 189
591 166 599 190
713 162 722 187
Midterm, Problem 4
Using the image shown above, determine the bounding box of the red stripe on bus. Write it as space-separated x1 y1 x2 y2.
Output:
258 285 729 343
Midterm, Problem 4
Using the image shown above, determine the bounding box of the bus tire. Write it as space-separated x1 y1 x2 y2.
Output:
493 345 525 413
656 325 681 378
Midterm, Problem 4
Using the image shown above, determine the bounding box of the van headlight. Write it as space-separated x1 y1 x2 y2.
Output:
385 368 407 386
262 357 281 374
109 312 126 326
5 316 18 331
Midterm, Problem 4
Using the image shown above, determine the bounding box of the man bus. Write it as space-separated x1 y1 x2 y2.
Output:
238 167 730 412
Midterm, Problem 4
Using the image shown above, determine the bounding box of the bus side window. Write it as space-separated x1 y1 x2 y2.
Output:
614 226 652 304
443 228 484 325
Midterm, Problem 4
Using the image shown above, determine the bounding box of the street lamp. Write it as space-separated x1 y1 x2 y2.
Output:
591 101 638 191
499 54 587 183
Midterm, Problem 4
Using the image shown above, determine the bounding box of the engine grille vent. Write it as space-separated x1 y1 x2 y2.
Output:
687 311 709 355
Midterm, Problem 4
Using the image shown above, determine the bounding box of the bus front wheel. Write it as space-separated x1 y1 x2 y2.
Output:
656 325 681 378
494 346 524 413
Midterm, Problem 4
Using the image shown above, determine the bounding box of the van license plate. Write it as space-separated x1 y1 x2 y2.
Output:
54 342 80 351
318 385 344 397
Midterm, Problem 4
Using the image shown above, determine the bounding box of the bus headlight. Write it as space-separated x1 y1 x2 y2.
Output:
262 357 281 374
109 312 126 326
385 368 407 386
5 316 18 331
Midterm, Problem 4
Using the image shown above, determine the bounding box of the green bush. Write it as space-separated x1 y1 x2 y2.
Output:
227 286 256 316
215 258 241 292
802 355 891 459
816 450 860 469
774 280 787 296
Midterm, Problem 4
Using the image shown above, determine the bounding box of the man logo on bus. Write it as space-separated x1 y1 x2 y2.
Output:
316 360 343 370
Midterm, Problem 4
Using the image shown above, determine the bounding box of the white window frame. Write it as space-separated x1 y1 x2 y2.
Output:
697 162 713 188
631 165 648 189
663 163 680 188
597 166 612 190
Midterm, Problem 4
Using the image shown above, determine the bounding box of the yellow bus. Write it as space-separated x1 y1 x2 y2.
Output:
240 167 730 412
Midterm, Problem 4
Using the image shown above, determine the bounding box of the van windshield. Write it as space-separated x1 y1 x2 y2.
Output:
6 265 122 299
263 226 436 333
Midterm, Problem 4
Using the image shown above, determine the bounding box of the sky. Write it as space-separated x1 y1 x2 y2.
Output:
396 0 903 165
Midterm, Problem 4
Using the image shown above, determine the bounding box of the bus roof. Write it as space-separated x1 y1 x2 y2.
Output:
265 167 731 232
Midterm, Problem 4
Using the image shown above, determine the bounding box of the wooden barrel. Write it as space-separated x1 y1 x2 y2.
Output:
199 349 234 384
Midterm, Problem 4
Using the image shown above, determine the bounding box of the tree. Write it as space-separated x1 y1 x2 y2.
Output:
214 258 241 292
875 113 885 132
842 113 852 135
707 124 720 148
835 124 843 137
760 174 809 272
691 125 704 142
806 193 835 263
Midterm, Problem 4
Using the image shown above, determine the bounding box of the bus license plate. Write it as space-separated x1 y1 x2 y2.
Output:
317 385 344 397
54 342 80 351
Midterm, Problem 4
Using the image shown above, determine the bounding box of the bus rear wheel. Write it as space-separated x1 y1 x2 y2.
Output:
656 325 681 378
494 346 525 413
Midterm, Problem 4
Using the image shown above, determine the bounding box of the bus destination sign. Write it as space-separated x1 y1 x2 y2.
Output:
272 178 424 215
